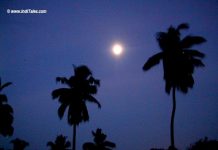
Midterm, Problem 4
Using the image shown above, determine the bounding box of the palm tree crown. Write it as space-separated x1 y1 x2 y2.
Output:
83 128 116 150
52 65 101 150
0 78 13 137
143 23 206 94
52 65 101 125
47 135 71 150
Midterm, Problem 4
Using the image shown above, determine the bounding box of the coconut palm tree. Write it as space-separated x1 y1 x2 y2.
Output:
142 23 206 150
11 138 29 150
47 134 71 150
83 128 116 150
52 65 101 150
0 78 13 137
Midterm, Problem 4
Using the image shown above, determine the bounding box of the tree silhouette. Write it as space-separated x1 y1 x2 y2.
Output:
83 128 116 150
0 78 13 137
11 138 29 150
47 134 71 150
187 137 218 150
52 65 101 150
142 23 206 150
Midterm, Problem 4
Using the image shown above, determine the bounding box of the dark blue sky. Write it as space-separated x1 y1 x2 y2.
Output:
1 0 218 150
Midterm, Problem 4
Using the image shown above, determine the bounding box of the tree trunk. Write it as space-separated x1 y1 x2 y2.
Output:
73 124 76 150
170 87 176 150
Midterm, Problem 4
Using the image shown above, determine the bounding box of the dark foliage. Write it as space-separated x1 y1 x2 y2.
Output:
52 65 101 125
52 65 101 150
142 23 206 149
11 138 29 150
0 78 13 137
143 23 206 94
47 134 71 150
187 137 218 150
83 128 116 150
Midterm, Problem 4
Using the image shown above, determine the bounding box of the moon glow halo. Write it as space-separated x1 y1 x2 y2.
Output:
112 44 123 56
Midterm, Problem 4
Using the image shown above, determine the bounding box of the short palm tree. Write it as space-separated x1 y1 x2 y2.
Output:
11 138 29 150
142 23 206 150
52 65 101 150
83 128 116 150
0 78 13 137
47 134 71 150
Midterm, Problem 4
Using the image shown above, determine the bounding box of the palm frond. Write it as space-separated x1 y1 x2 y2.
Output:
0 82 12 92
89 85 98 94
156 32 167 38
89 76 100 86
177 23 189 31
192 58 205 67
143 52 163 71
51 88 70 99
94 79 100 86
58 104 68 119
181 36 206 48
86 95 101 108
47 141 55 147
56 77 69 84
184 49 205 58
104 141 116 148
82 103 89 122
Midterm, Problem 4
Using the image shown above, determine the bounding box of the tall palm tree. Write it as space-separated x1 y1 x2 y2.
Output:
142 23 206 150
52 65 101 150
47 134 71 150
0 78 13 137
11 138 29 150
83 128 116 150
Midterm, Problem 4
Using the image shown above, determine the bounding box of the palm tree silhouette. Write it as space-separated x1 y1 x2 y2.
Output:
0 78 13 137
11 138 29 150
83 128 116 150
52 65 101 150
47 134 71 150
142 23 206 150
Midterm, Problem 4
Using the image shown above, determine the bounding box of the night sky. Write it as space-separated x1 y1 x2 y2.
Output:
1 0 218 150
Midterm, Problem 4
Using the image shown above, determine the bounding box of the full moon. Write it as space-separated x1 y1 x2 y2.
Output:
112 44 123 56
